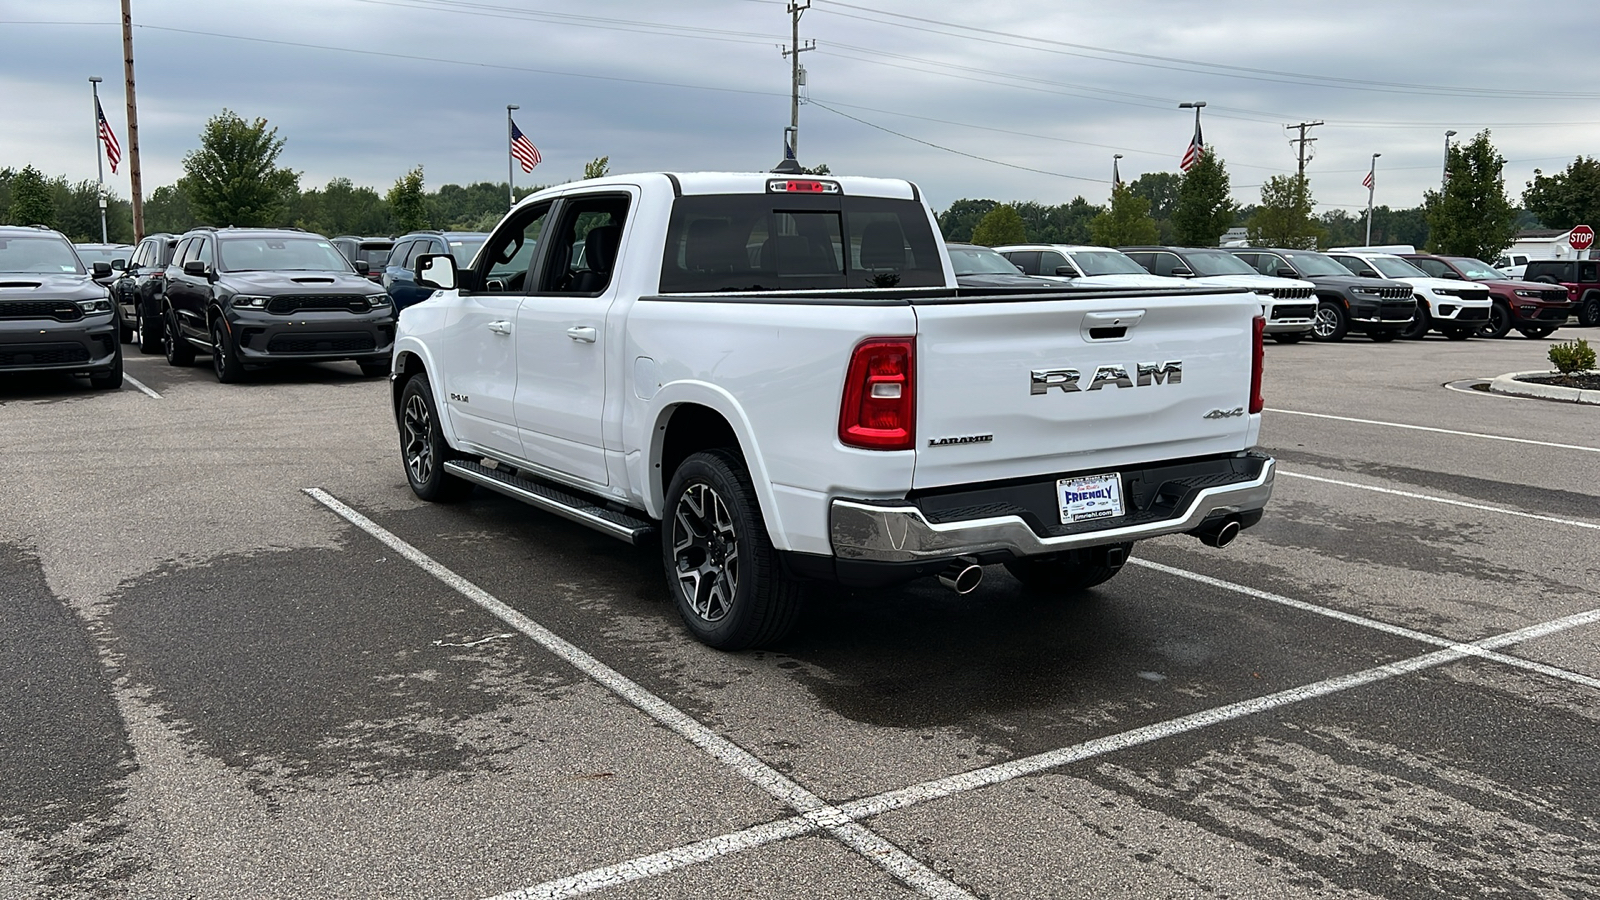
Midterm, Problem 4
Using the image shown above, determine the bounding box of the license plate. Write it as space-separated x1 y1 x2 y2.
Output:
1057 472 1125 525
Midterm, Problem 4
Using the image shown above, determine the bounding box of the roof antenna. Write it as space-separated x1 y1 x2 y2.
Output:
771 126 803 175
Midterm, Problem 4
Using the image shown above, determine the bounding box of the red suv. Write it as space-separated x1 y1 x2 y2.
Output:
1522 259 1600 327
1403 254 1572 338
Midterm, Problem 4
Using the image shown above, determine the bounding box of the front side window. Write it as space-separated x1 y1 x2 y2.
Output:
1039 250 1074 276
217 237 349 272
477 204 551 293
1448 258 1504 280
659 194 943 293
537 194 632 294
0 236 85 274
1580 262 1598 282
946 245 1022 276
1183 250 1258 277
1279 251 1353 277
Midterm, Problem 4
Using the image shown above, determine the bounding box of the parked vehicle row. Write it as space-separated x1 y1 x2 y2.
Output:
2 225 122 388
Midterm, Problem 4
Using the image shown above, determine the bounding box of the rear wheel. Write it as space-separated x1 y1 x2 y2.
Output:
210 318 245 383
136 307 162 354
1271 332 1305 344
1518 326 1557 339
1400 304 1430 339
399 374 473 502
1311 302 1348 342
1479 303 1513 339
1004 543 1133 595
164 308 195 365
663 449 802 650
1442 327 1475 341
1578 296 1600 327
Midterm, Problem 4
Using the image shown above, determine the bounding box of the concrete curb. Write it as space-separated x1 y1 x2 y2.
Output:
1489 370 1600 405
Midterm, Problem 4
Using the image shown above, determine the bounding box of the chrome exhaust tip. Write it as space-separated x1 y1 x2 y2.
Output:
1195 518 1242 548
938 558 984 594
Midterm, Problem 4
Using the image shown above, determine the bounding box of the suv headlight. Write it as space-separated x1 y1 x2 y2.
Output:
1513 289 1539 298
1350 287 1376 295
233 295 270 308
1430 287 1453 296
366 292 392 306
76 298 112 313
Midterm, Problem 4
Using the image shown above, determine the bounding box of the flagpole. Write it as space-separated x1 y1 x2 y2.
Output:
1365 153 1380 247
506 104 519 210
90 76 107 243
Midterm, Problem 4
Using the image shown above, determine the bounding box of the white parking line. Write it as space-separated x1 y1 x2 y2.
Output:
1130 558 1600 692
122 372 161 399
1268 408 1600 454
503 604 1600 898
1280 471 1600 531
303 488 977 900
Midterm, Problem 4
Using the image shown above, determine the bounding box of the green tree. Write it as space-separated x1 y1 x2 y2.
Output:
387 165 429 233
1127 172 1182 221
1522 156 1600 231
1089 185 1160 246
1423 130 1517 260
800 163 831 175
181 109 300 226
969 204 1028 246
1171 148 1236 247
295 177 390 236
583 156 610 180
1014 198 1102 244
7 164 54 228
144 183 200 234
1247 175 1323 249
936 198 997 242
51 178 133 243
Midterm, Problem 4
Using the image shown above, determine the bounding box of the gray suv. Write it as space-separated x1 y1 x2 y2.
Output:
1228 248 1416 342
0 225 122 389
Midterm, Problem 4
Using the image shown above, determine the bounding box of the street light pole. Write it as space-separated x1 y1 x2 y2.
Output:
1112 153 1123 192
1365 153 1381 247
1178 101 1206 170
1442 130 1457 194
507 104 519 210
89 76 107 243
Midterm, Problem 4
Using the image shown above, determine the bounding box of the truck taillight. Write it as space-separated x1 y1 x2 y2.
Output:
839 338 915 451
1249 315 1265 414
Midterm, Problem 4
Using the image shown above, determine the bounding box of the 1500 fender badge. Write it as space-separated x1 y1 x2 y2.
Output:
450 392 469 403
1204 407 1245 419
1031 361 1182 395
928 434 994 447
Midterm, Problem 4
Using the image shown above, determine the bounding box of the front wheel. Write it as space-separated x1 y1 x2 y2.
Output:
1311 302 1348 342
88 343 123 390
1400 305 1430 340
1479 303 1513 339
663 450 802 650
1004 543 1133 595
399 374 473 503
1271 332 1305 344
1518 326 1557 339
211 318 245 383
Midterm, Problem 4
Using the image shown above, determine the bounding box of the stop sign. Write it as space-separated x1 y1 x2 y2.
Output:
1572 225 1595 251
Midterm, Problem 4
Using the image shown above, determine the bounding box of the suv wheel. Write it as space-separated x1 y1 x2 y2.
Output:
137 308 162 354
1478 303 1513 339
1579 296 1600 328
399 374 473 502
164 308 196 365
1311 302 1348 342
211 318 245 383
89 342 123 390
663 449 803 650
1400 305 1430 339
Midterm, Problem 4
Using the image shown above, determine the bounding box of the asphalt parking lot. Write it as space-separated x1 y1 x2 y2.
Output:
3 332 1597 900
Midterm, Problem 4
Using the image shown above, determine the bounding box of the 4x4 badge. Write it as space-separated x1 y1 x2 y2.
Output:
1204 407 1245 419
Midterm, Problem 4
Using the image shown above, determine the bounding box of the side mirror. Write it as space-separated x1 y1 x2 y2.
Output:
1275 267 1297 279
354 259 372 276
111 258 126 270
1054 266 1078 277
92 261 113 278
183 259 208 277
415 253 458 291
1441 270 1462 280
1170 266 1194 277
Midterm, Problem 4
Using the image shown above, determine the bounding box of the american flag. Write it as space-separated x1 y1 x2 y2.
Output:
510 120 541 173
96 97 121 174
1179 120 1204 173
1362 169 1375 190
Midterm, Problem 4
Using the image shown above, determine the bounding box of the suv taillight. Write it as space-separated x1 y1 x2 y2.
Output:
839 338 915 451
1249 315 1265 414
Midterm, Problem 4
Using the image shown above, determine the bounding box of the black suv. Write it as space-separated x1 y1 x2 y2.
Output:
161 227 396 383
112 232 179 354
330 235 394 284
1522 258 1600 327
382 231 490 309
0 225 121 389
1228 248 1416 342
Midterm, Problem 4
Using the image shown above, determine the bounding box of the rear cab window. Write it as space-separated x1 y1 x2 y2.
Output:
659 192 944 293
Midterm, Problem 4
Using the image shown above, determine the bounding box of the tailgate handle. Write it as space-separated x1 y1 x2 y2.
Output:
1081 310 1144 342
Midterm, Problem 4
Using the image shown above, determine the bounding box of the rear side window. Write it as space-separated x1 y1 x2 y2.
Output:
659 194 943 293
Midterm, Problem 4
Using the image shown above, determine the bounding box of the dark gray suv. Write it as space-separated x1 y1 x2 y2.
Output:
0 225 122 388
1228 248 1416 342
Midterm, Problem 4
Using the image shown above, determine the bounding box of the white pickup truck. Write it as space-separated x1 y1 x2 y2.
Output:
389 172 1275 649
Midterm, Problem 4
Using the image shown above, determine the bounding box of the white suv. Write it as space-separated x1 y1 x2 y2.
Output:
1122 246 1318 344
1327 249 1492 340
995 244 1177 288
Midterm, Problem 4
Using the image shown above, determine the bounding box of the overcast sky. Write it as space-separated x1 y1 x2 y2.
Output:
3 0 1599 218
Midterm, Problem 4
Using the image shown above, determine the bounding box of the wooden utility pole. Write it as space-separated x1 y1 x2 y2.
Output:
782 1 813 161
121 0 145 240
1288 120 1323 181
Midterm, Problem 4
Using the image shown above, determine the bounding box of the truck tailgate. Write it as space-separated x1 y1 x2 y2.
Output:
910 289 1259 490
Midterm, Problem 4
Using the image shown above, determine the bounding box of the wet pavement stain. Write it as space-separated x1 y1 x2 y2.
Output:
104 538 583 799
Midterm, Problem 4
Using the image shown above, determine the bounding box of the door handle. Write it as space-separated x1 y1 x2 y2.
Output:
487 320 512 335
566 326 598 343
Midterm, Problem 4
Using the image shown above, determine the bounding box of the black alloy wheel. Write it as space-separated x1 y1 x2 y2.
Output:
88 342 123 390
663 449 802 650
210 318 244 383
137 307 162 354
1400 304 1430 339
1311 302 1348 342
1578 296 1600 328
399 374 471 502
1479 303 1513 339
164 308 195 365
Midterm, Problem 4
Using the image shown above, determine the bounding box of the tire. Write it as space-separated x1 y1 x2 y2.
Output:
1004 542 1133 595
88 343 123 390
1443 327 1474 341
1271 332 1306 344
1400 304 1430 340
399 374 472 502
1518 326 1557 339
1368 329 1399 343
663 449 802 650
1479 303 1513 339
1578 296 1600 328
1311 302 1348 342
359 360 390 378
164 308 196 366
210 317 245 383
137 307 162 354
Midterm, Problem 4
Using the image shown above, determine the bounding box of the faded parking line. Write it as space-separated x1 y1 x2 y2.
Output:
122 372 161 399
1280 470 1600 531
1268 408 1600 454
